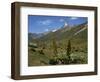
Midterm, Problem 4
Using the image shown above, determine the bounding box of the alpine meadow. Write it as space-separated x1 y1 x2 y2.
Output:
28 15 88 66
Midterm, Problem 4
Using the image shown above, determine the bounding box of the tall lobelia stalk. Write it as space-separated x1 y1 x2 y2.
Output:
52 35 58 57
67 40 71 63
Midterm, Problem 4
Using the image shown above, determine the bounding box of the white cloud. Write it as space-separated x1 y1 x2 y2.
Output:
44 29 49 32
38 20 52 25
70 17 78 20
59 19 65 22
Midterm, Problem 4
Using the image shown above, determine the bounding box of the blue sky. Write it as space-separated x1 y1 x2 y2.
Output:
28 15 87 34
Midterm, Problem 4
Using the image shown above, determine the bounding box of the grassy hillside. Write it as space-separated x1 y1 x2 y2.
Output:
28 22 88 66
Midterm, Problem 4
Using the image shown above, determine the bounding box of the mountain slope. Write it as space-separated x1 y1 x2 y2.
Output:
37 22 87 42
28 22 88 66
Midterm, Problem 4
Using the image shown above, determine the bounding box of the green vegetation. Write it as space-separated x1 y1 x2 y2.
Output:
28 23 88 66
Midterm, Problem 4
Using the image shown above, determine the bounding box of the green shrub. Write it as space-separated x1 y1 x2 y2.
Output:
49 59 58 65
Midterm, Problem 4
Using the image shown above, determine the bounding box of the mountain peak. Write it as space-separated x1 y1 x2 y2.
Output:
64 22 68 27
52 29 57 32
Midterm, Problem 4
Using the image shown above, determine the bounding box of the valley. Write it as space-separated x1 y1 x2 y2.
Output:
28 22 88 66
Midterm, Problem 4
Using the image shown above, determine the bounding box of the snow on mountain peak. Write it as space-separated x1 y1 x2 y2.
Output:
52 29 57 32
64 22 68 27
